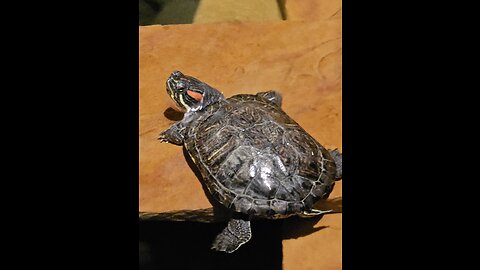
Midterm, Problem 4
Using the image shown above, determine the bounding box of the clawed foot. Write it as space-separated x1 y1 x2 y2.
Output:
211 219 252 253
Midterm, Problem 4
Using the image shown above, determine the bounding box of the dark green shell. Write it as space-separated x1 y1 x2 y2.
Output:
184 94 337 219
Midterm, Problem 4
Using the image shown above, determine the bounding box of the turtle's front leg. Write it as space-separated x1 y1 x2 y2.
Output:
256 90 283 107
158 122 186 145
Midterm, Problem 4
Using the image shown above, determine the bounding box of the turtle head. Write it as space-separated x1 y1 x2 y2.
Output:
166 71 224 112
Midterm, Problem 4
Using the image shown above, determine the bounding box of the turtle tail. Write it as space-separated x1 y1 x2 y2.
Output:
329 149 342 180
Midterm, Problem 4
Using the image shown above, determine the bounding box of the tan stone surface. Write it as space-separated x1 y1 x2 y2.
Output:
193 0 282 24
283 181 342 269
285 0 342 21
140 19 341 269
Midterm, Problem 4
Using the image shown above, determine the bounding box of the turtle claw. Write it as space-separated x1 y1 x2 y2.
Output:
157 124 185 145
210 238 230 253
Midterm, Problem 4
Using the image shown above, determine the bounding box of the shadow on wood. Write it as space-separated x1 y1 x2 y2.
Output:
282 216 328 240
139 219 283 270
164 107 184 121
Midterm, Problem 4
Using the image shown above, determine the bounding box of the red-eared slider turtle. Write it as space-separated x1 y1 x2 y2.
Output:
158 71 342 253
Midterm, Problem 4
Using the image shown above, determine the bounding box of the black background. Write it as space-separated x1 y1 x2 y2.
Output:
4 0 474 269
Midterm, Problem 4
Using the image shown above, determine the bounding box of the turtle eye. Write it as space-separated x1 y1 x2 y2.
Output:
172 70 182 80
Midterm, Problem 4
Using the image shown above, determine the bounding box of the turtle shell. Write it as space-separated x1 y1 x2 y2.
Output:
184 94 337 219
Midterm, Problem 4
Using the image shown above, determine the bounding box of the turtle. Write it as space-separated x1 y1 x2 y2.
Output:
158 71 342 253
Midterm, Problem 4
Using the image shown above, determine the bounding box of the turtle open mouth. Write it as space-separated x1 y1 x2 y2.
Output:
166 75 206 112
165 70 224 112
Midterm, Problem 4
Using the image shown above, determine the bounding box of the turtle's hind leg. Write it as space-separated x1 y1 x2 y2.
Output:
329 148 342 180
211 217 252 253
